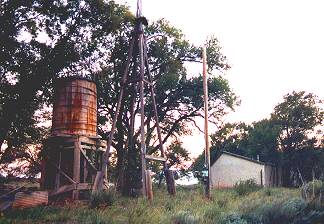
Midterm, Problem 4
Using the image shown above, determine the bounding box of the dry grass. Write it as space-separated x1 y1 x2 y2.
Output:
0 185 305 224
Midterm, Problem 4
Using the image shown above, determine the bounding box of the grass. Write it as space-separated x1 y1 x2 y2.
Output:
1 185 318 224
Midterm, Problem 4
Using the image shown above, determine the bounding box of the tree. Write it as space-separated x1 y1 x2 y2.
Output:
0 0 132 151
96 19 238 194
244 119 281 164
271 91 324 186
271 91 323 152
191 122 249 173
192 91 323 187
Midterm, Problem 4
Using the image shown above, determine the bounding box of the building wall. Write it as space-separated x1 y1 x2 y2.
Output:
210 154 265 188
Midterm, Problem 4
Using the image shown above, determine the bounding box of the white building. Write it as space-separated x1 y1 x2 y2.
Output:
210 151 282 188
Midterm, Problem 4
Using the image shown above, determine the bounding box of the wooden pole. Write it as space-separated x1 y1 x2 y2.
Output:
203 46 211 198
166 170 176 195
143 37 174 195
92 36 135 192
146 170 153 201
73 136 81 200
139 19 147 197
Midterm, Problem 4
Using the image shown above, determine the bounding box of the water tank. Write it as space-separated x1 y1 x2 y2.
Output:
51 77 97 137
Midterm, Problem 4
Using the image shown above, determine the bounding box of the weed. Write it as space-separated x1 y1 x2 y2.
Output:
203 205 221 223
172 210 200 224
233 179 260 196
220 212 248 224
90 190 116 208
301 179 324 204
217 197 229 208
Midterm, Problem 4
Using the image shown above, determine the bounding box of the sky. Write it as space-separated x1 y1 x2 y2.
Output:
117 0 324 157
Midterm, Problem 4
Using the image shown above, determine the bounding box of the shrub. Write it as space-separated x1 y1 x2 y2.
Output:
90 190 115 208
301 179 324 203
172 210 200 224
234 179 260 196
217 197 229 208
220 213 248 224
204 205 221 222
263 188 272 196
243 197 307 224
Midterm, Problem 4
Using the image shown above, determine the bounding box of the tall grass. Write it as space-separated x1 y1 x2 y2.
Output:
3 185 321 224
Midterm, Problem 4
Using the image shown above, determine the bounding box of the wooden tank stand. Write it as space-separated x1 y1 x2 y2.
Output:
41 135 107 200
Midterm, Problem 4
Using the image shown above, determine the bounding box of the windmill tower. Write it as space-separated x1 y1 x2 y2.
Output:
92 0 175 197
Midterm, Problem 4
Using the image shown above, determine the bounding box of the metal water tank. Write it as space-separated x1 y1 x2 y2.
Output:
51 77 97 137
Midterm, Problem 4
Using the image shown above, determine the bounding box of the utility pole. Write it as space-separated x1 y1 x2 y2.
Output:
203 46 211 198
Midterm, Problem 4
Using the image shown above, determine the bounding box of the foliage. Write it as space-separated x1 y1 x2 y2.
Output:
210 122 250 156
0 0 238 189
191 122 251 173
220 213 248 224
233 179 260 196
96 16 237 193
243 119 281 164
89 190 116 208
172 210 200 224
166 140 191 169
272 91 323 152
2 186 307 224
271 91 323 186
192 91 324 188
0 0 132 173
203 205 222 223
301 179 324 203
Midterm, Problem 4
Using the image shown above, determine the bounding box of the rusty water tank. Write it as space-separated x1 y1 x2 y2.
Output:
51 77 97 137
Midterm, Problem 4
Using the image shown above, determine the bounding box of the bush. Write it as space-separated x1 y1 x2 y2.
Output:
217 197 229 208
234 179 260 196
204 205 222 222
172 211 200 224
242 197 307 224
220 213 248 224
90 190 115 208
301 179 324 203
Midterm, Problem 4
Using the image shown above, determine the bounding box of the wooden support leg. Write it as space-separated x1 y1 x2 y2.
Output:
165 170 176 195
73 137 81 200
83 150 88 183
146 170 153 201
55 150 61 190
40 159 46 190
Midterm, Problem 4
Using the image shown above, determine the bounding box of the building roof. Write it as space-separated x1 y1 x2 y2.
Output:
214 151 275 166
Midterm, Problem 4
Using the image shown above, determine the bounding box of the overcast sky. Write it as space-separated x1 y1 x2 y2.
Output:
117 0 324 157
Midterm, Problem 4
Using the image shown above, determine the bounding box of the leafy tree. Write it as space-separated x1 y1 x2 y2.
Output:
271 91 323 186
0 1 238 194
165 140 190 170
191 122 249 172
210 122 250 156
0 0 132 153
96 19 238 194
244 119 281 164
192 91 323 186
271 91 323 152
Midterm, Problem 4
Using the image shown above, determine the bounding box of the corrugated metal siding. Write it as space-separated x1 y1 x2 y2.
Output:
12 191 48 208
51 78 97 137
